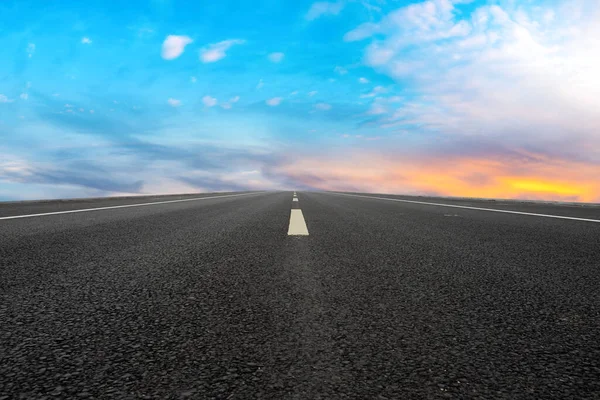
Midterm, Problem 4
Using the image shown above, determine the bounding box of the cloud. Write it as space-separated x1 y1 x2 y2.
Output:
306 1 344 21
161 35 193 60
230 96 240 103
367 102 386 115
315 103 332 111
268 52 285 63
20 93 28 100
334 66 348 75
360 85 387 98
266 97 283 106
256 79 264 89
307 91 318 96
0 94 14 103
200 39 245 63
202 95 217 107
81 37 92 44
27 43 35 58
1 161 145 195
345 0 468 43
167 98 181 107
348 0 600 159
359 77 369 84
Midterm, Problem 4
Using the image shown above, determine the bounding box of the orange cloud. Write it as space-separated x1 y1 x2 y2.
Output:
277 152 600 203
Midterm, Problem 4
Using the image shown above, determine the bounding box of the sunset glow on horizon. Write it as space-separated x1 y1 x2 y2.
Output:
276 153 600 203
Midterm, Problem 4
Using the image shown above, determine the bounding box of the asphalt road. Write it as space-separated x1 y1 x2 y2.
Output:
1 191 599 399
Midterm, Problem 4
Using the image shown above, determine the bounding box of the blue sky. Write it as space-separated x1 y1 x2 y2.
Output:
1 0 599 201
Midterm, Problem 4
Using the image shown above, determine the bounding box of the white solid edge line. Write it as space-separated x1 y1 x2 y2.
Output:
293 198 298 202
327 192 600 223
288 209 309 235
0 192 265 221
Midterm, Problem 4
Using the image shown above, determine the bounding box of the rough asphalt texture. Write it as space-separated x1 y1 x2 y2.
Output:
1 191 599 399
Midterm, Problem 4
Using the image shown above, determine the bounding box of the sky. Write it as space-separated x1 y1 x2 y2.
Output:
1 0 599 202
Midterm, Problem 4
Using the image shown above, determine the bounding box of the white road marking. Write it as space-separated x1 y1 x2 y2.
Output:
328 192 600 223
0 192 265 221
293 198 298 202
288 209 309 235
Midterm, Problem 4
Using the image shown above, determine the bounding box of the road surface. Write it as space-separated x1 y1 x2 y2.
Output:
1 191 599 399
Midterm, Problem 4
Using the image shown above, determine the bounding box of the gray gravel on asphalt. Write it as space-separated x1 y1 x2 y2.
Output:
1 191 599 399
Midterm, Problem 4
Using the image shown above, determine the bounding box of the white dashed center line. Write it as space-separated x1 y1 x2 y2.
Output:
288 209 309 235
288 192 308 235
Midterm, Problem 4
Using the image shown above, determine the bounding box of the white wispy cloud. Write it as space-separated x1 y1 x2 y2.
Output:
359 77 370 84
367 102 387 115
161 35 193 60
167 98 181 107
315 103 332 111
306 1 344 21
308 91 318 96
256 79 264 89
230 96 240 103
20 93 28 100
266 97 283 106
349 0 600 154
26 43 35 58
81 37 92 44
360 85 387 98
268 52 285 63
200 39 245 63
334 66 348 75
202 95 217 107
0 94 14 103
